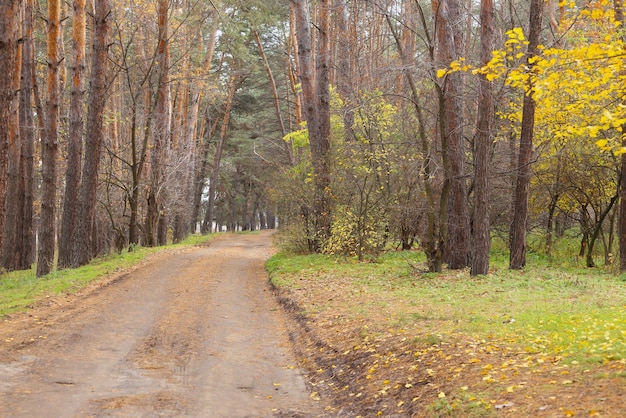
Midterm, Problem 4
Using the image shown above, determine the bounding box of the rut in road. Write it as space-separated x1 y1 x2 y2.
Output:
0 231 322 417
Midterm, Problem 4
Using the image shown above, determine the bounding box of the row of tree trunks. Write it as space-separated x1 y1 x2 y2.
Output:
187 26 218 235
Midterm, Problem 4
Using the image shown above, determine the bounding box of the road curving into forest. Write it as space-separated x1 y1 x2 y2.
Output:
0 231 322 417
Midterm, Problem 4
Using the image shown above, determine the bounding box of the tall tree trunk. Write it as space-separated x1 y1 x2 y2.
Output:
614 0 626 271
470 0 495 276
509 0 544 270
0 0 20 265
291 0 332 252
433 0 470 269
146 0 171 247
59 0 86 269
1 1 22 272
37 0 61 277
18 0 35 270
72 0 110 267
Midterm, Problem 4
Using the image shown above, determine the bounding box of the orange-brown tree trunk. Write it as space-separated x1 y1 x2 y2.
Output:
1 0 22 272
37 0 61 277
17 0 36 270
59 0 86 268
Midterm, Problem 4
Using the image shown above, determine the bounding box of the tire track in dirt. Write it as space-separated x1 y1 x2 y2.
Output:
0 232 322 417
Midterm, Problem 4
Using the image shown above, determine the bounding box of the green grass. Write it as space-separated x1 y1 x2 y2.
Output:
0 233 216 317
267 246 626 366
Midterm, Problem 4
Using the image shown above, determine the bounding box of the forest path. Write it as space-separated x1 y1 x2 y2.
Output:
0 231 322 417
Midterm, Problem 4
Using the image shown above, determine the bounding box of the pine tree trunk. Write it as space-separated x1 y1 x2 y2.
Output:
509 0 544 270
59 0 86 269
72 0 110 267
1 1 22 272
0 0 20 267
291 0 332 251
18 0 36 270
37 0 62 277
433 0 470 269
470 0 495 276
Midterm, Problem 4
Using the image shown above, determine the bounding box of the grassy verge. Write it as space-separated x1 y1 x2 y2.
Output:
0 234 215 317
267 249 626 416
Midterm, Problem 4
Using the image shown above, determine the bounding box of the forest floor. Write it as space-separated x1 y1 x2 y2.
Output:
270 250 626 417
1 231 625 417
0 231 323 417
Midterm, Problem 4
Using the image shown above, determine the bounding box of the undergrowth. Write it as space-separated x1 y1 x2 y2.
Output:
267 235 626 416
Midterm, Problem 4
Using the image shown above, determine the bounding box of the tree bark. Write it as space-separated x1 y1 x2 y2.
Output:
1 0 22 272
433 0 470 269
146 0 171 247
0 0 20 266
470 0 495 276
18 0 36 270
59 0 86 269
291 0 332 252
72 0 110 267
614 0 626 271
37 0 62 277
509 0 544 270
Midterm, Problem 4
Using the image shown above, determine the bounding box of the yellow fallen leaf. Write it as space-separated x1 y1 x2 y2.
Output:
438 392 446 398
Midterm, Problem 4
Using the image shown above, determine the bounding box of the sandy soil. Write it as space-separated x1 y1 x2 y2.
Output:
0 232 323 418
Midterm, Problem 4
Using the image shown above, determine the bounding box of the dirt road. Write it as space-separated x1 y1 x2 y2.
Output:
0 232 322 417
